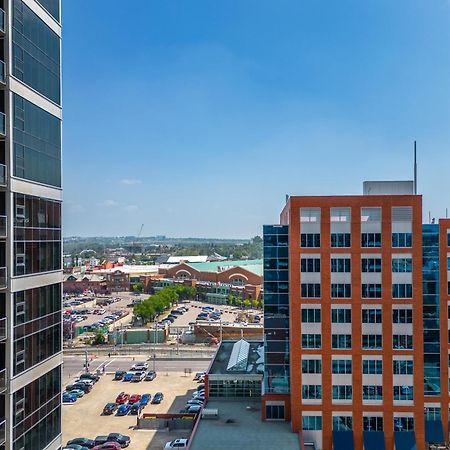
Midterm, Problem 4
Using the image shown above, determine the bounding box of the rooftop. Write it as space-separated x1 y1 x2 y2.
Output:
189 399 300 450
209 340 264 375
189 259 263 276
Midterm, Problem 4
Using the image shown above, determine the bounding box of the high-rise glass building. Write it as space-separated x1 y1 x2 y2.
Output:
262 181 450 450
0 1 62 449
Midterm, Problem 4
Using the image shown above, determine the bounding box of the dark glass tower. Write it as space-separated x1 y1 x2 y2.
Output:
0 1 62 449
262 225 290 417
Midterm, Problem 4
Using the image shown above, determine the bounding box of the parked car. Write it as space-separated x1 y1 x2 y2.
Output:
94 437 108 446
63 445 89 450
152 392 164 404
131 371 145 382
68 389 84 398
170 310 183 315
63 392 77 403
144 371 156 381
129 394 141 404
139 393 151 406
115 392 129 404
186 399 204 406
122 373 133 382
130 402 142 415
75 378 95 387
186 404 202 414
131 362 148 371
103 403 118 415
193 372 205 381
106 433 131 448
116 404 132 416
92 444 121 450
80 372 100 383
114 371 126 381
164 439 189 449
67 438 95 449
72 382 92 393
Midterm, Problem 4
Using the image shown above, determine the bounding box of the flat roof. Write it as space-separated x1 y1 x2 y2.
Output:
209 340 264 375
189 399 300 450
189 259 263 276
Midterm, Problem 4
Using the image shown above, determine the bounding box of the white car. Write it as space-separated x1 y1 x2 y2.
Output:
164 439 189 449
131 362 149 371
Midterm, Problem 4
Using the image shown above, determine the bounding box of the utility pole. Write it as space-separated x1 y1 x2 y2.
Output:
176 327 179 355
84 350 89 373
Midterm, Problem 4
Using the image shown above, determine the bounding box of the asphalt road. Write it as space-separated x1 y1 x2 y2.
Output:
63 355 210 385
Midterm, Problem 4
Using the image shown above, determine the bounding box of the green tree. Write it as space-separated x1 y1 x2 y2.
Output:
243 299 251 309
93 328 106 345
251 299 259 310
132 282 144 293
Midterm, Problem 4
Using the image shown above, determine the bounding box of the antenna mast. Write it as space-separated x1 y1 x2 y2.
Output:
414 141 417 194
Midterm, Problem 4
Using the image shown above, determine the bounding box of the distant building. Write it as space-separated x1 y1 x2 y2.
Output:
63 274 109 294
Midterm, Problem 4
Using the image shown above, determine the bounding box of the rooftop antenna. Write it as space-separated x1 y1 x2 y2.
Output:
414 141 417 195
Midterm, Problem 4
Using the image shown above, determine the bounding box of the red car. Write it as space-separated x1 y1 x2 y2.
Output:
92 443 121 450
115 392 130 404
128 394 141 404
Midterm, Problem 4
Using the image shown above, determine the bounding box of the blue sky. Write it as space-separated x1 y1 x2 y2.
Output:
62 0 450 238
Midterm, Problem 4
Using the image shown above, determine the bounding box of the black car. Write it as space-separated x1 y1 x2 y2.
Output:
72 382 91 393
94 436 108 446
79 372 99 383
114 371 126 381
106 433 131 448
66 438 95 449
102 403 118 415
145 371 156 381
152 392 164 404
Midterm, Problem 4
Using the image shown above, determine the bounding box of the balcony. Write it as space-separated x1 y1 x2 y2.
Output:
0 268 6 289
0 61 5 86
0 9 4 36
0 369 5 395
0 319 6 343
0 217 6 239
0 113 5 137
0 164 5 187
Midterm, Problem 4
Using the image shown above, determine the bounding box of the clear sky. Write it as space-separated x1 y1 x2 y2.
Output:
62 0 450 238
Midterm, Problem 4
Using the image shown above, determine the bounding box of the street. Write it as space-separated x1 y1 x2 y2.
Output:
63 354 210 385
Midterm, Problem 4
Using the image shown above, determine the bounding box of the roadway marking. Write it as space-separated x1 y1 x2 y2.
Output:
92 358 116 373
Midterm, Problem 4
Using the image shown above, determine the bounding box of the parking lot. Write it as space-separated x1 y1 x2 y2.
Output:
158 300 262 329
62 369 202 450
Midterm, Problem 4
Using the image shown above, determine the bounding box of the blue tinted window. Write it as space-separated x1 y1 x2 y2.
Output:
13 0 61 104
36 0 60 21
13 94 61 187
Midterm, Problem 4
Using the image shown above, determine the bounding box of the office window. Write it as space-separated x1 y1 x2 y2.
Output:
392 233 412 248
364 416 383 431
362 309 382 323
302 385 322 399
301 284 321 298
392 284 413 299
361 233 382 248
393 334 413 350
302 334 321 349
363 385 383 400
392 258 412 273
361 258 382 273
394 417 414 431
362 334 382 349
331 309 352 324
393 309 412 324
362 284 382 298
331 284 351 298
393 360 413 375
363 360 383 374
332 359 352 374
332 385 352 400
301 233 320 248
331 258 351 273
363 416 383 431
36 0 60 21
331 233 351 248
332 334 352 349
424 407 441 421
302 360 322 374
302 416 322 430
333 416 352 431
393 386 413 401
301 258 321 273
301 309 321 323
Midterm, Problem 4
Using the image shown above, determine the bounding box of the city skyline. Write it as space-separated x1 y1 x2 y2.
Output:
62 0 450 238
